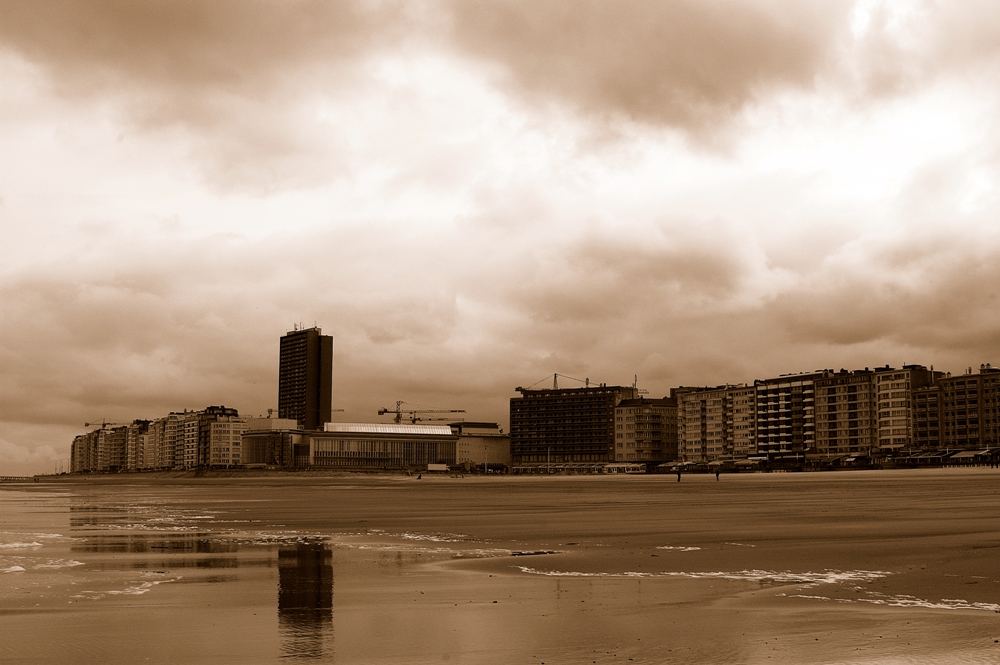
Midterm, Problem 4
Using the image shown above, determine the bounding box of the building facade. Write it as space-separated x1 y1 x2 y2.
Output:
125 420 150 471
754 371 832 460
874 365 942 451
278 327 334 430
678 388 726 462
912 385 942 449
510 384 636 464
241 417 303 467
726 386 757 459
614 397 678 464
936 365 1000 450
207 415 248 467
813 370 877 456
309 423 458 470
451 422 511 470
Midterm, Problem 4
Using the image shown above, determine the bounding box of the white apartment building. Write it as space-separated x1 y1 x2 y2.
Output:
208 416 249 466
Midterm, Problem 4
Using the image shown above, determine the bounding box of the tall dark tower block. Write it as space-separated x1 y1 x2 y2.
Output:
278 327 333 430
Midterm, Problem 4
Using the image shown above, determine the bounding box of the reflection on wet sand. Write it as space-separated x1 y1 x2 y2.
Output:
278 542 334 660
71 534 238 554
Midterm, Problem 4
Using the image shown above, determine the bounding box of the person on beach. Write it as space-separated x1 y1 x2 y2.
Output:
715 468 720 481
676 469 682 482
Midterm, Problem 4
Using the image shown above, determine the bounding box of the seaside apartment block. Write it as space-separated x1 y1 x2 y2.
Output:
726 386 757 459
874 365 942 452
754 371 833 460
678 386 727 462
677 385 755 463
911 364 1000 450
613 396 678 463
510 384 636 464
70 406 244 473
813 370 877 457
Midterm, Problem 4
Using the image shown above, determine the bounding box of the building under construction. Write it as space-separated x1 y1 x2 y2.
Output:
510 383 636 465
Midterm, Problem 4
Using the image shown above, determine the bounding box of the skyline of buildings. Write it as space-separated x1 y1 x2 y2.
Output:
67 325 1000 474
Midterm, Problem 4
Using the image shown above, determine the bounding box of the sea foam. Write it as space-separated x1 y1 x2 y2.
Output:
516 567 891 586
0 542 43 550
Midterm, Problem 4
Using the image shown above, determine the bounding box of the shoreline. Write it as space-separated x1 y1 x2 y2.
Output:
15 464 999 486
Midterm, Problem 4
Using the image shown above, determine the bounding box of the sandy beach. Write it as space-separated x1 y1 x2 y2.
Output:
3 468 1000 664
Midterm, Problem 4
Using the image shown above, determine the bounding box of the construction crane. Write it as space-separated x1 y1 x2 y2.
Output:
377 401 466 424
517 373 594 392
84 420 123 429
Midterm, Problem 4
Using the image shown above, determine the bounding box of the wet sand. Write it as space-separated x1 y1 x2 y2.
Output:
3 468 1000 664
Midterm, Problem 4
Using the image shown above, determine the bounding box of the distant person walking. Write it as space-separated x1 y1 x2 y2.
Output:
676 469 682 482
715 469 721 481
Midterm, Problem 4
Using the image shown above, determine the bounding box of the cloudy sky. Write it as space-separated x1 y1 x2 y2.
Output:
3 1 1000 474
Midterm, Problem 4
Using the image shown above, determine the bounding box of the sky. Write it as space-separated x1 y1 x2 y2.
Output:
3 0 1000 475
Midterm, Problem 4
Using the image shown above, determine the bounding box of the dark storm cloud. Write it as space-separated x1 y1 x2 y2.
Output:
0 0 387 96
0 0 406 189
447 0 848 133
0 222 483 431
505 230 756 327
0 271 274 426
775 256 1000 352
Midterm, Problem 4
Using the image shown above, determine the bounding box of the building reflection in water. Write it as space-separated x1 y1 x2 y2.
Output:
278 542 334 660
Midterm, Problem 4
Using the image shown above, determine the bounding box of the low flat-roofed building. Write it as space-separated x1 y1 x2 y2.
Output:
451 422 511 471
242 417 305 467
309 423 458 471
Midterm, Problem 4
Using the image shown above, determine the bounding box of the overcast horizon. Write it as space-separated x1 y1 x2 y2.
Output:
3 1 1000 475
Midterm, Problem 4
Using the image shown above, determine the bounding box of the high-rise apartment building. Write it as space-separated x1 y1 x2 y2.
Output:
874 365 942 451
913 385 942 449
726 386 757 458
677 385 754 462
754 371 833 459
125 420 150 471
510 384 636 464
678 387 726 462
278 327 334 430
934 365 1000 449
207 415 248 467
99 425 128 472
614 396 678 463
814 370 877 456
